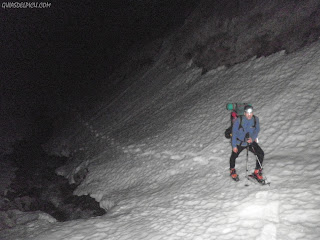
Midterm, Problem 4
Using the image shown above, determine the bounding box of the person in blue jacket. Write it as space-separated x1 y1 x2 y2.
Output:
230 105 264 181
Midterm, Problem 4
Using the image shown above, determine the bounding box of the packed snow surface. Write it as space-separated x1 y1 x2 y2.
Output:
1 40 320 240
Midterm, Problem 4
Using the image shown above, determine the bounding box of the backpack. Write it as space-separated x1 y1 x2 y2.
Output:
224 103 254 139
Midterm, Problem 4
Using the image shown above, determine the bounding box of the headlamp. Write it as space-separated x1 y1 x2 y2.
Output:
245 108 253 113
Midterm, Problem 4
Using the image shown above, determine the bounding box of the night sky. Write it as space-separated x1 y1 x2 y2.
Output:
2 0 320 144
1 0 198 142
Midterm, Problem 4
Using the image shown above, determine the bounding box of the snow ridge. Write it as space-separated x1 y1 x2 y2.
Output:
3 41 320 239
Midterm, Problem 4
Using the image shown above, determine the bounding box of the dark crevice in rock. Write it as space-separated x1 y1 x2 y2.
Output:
1 140 106 222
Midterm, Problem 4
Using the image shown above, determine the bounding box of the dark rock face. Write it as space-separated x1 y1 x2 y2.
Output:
1 140 106 222
169 0 320 72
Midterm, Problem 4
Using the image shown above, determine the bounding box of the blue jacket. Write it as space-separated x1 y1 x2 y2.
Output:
231 115 260 148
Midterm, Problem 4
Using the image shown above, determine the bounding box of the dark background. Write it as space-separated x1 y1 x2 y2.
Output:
1 0 197 144
1 0 320 147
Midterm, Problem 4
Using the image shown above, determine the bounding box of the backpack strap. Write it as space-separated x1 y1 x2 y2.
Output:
238 115 243 130
238 115 256 130
253 115 256 128
236 117 245 145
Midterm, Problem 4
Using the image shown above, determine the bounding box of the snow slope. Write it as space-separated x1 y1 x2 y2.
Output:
1 39 320 240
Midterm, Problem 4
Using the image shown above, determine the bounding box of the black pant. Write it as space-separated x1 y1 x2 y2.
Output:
230 141 264 169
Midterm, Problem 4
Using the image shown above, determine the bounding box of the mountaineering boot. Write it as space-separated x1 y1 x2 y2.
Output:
253 168 263 181
230 168 239 181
